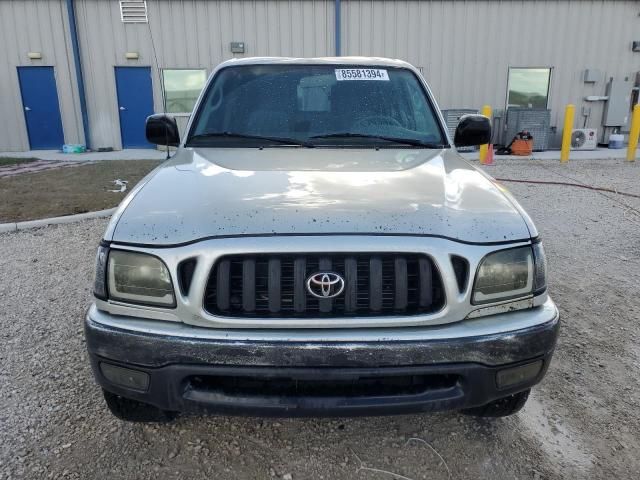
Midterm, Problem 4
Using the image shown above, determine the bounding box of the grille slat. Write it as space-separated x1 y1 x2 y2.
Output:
216 259 231 311
344 256 358 313
204 253 445 318
242 259 256 312
293 258 306 313
268 258 281 313
369 256 383 312
418 257 433 308
394 257 408 310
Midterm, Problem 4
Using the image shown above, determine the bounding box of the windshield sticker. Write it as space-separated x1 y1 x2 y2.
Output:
335 68 389 81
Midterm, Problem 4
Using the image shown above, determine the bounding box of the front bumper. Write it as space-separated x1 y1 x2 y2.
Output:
85 299 559 417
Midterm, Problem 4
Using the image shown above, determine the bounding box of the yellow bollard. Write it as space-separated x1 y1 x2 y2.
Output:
479 105 492 164
560 104 575 163
626 104 640 161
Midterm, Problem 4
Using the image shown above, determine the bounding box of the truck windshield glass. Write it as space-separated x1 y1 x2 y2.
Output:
187 65 447 148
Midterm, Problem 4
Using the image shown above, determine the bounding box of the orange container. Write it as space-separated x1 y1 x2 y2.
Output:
511 138 534 156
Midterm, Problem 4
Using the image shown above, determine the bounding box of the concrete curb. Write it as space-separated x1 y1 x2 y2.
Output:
0 208 115 233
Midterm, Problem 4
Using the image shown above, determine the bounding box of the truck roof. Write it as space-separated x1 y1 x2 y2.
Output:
216 56 416 70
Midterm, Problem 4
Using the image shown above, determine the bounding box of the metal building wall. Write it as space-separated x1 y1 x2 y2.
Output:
75 0 335 150
342 0 640 143
1 0 638 151
0 0 83 152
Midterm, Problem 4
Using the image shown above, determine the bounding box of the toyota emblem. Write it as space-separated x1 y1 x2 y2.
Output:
306 272 345 299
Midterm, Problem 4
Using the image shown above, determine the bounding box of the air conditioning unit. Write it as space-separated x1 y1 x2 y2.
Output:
571 128 597 150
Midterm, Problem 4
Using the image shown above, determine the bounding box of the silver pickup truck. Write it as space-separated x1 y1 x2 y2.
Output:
86 57 559 422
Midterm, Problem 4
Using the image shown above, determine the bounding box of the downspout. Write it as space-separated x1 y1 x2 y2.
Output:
335 0 341 56
66 0 91 150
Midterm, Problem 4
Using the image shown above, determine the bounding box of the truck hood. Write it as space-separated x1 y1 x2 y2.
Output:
106 148 533 245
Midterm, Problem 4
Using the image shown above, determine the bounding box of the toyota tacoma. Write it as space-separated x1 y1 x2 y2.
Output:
86 57 559 421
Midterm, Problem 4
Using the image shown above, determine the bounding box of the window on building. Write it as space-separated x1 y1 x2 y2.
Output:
162 69 207 114
507 68 552 109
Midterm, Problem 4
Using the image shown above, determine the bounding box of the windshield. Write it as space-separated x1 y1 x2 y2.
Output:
187 64 448 148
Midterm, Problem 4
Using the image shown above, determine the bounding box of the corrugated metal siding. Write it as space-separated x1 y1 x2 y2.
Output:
343 0 640 144
1 0 639 151
0 0 82 151
75 0 335 149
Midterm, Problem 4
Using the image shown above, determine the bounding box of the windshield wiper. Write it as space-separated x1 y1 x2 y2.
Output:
187 131 314 147
310 132 446 148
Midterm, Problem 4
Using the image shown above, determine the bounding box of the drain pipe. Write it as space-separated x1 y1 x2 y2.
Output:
335 0 341 56
66 0 91 150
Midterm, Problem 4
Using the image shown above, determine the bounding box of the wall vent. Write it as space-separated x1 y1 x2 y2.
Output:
119 1 148 23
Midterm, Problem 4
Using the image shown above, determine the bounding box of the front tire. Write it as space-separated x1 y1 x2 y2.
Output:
103 389 178 423
463 389 530 417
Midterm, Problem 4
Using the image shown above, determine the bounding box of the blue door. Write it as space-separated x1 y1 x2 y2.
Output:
17 67 65 150
114 67 154 148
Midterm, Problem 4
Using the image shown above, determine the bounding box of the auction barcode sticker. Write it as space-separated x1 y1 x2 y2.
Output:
335 68 389 81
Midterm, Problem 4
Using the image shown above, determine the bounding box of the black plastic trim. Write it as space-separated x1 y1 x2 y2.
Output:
450 254 469 293
85 308 558 416
88 353 555 417
177 258 198 297
203 252 446 318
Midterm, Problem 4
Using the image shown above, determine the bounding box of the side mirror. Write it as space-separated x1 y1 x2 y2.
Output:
146 114 180 147
453 114 491 147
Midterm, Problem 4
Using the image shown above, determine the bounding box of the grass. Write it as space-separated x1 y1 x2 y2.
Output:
0 157 38 167
0 160 162 222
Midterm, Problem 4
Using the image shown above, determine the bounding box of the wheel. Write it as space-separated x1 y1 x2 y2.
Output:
462 389 531 417
103 389 178 423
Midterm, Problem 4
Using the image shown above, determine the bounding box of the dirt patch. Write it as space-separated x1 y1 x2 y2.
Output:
0 159 93 179
0 157 38 167
0 160 162 222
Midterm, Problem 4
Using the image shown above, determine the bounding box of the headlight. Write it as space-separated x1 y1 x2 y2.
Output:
472 246 533 304
107 250 176 307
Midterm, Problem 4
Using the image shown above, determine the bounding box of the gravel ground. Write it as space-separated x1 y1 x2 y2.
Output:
1 157 639 480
